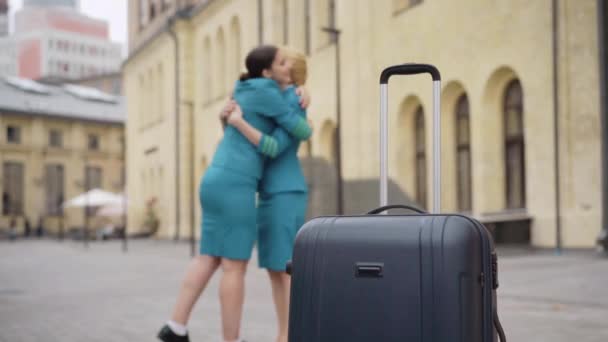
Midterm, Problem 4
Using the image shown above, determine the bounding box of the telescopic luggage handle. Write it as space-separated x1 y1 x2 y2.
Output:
379 63 442 213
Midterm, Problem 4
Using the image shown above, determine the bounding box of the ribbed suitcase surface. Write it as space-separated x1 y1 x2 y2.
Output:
288 214 497 342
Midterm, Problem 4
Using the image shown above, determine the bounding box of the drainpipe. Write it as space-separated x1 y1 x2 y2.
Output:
168 20 181 241
322 0 343 215
258 0 264 44
552 0 563 254
184 100 196 257
597 0 608 254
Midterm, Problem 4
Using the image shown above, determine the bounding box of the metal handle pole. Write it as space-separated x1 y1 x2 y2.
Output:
432 80 442 213
380 84 389 209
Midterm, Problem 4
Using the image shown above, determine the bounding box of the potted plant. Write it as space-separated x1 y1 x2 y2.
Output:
144 197 159 236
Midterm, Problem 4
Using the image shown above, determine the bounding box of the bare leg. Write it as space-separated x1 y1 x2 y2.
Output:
170 254 221 325
219 258 249 341
268 270 291 342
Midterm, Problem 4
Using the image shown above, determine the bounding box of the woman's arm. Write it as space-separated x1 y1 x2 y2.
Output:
227 104 263 145
249 86 312 140
228 104 311 158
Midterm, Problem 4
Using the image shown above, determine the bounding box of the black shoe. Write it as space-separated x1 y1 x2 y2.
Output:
157 324 190 342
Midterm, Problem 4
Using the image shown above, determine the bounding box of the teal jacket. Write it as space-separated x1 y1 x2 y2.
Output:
257 86 308 194
210 78 311 180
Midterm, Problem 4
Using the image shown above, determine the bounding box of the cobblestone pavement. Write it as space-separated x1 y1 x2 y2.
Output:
1 239 607 342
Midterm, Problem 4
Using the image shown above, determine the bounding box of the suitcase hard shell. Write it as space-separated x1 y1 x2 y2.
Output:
287 64 505 342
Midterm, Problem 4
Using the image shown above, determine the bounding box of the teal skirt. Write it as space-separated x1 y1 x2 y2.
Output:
257 191 308 271
199 166 258 260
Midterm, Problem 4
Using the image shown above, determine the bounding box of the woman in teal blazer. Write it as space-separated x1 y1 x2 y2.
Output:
224 48 309 342
158 45 311 342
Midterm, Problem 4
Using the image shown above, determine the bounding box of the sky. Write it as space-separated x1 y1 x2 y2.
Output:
8 0 128 54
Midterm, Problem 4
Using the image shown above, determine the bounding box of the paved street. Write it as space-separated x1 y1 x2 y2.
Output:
1 239 607 342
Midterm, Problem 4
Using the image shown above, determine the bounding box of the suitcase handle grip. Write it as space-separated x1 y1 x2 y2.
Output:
379 63 441 84
367 204 427 215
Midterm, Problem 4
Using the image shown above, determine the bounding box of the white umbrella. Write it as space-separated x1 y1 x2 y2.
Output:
96 203 127 217
63 189 123 208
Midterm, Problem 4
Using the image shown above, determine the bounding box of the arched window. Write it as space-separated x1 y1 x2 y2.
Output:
139 0 149 29
202 36 211 102
215 28 226 98
455 94 472 211
147 68 154 125
138 74 145 127
157 63 164 120
414 106 426 208
314 0 331 48
272 0 288 44
229 17 242 83
504 79 526 209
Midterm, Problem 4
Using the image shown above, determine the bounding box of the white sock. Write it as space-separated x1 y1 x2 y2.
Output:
166 320 188 336
224 339 244 342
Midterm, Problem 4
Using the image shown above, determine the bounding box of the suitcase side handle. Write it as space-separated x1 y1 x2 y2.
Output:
367 204 427 215
379 64 442 213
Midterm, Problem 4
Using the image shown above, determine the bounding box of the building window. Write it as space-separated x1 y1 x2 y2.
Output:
49 130 63 148
112 79 121 94
84 166 102 216
2 162 24 215
88 134 99 150
149 1 157 20
6 126 20 144
394 0 423 14
305 0 311 54
414 105 426 208
455 94 472 212
157 63 164 120
215 28 226 97
272 0 288 44
45 164 64 216
139 0 149 29
230 17 241 81
504 79 526 209
313 0 332 48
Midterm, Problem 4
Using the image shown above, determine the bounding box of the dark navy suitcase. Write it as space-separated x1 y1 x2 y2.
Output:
287 64 506 342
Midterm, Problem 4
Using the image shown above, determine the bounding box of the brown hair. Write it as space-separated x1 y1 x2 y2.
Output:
239 45 279 81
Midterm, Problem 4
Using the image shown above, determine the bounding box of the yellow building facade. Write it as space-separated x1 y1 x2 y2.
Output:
0 78 125 235
125 0 603 248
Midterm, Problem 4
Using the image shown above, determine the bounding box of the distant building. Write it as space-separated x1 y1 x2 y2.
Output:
0 1 122 79
0 76 124 235
13 2 122 80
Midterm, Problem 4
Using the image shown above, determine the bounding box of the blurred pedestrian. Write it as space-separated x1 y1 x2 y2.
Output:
24 217 31 237
36 217 44 238
8 217 17 241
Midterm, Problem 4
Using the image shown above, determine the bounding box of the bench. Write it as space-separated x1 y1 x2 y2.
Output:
476 209 532 244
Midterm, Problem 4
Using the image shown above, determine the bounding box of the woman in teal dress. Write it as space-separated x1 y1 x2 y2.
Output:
158 45 311 342
224 48 309 342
